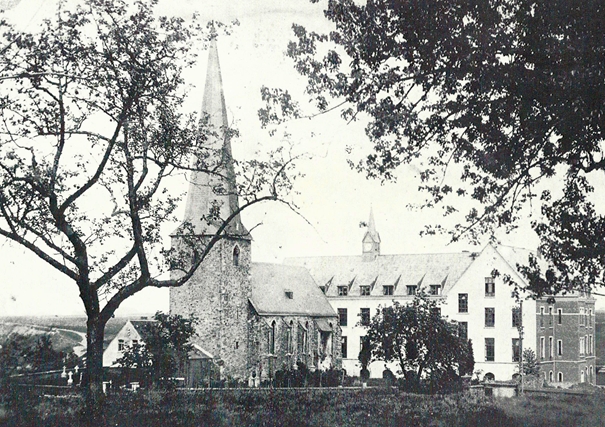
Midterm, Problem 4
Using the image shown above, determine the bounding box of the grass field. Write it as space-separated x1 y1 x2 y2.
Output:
2 387 605 427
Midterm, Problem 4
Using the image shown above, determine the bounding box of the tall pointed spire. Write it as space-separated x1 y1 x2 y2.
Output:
181 39 248 237
362 207 380 260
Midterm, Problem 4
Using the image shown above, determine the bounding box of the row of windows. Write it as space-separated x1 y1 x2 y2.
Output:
539 336 564 359
341 336 370 359
538 306 594 328
484 338 522 362
267 321 332 357
335 284 442 297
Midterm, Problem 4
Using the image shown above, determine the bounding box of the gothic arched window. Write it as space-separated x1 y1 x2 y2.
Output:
233 245 240 267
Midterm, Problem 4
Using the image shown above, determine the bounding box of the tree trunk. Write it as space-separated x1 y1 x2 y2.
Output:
83 317 107 425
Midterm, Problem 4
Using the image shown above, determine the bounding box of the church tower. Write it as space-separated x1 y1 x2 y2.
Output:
362 207 381 261
170 39 252 379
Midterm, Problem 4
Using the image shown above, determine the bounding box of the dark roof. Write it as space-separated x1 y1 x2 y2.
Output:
129 320 157 341
250 263 336 317
284 252 476 297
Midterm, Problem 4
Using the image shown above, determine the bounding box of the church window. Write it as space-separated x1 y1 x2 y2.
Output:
360 286 371 296
337 286 348 296
233 246 240 266
269 321 276 354
286 322 293 353
383 285 394 296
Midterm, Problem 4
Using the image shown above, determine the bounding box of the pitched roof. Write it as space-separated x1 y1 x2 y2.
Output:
129 320 157 341
250 263 337 317
284 252 476 297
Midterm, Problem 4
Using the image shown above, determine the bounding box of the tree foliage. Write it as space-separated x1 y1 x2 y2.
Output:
364 295 473 393
0 0 297 412
262 0 605 295
116 312 196 387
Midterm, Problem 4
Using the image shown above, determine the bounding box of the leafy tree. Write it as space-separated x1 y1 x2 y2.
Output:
364 295 473 393
116 312 196 387
262 0 605 295
0 0 297 415
519 348 540 377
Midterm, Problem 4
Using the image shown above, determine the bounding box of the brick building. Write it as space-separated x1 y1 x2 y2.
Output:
169 40 340 385
287 211 596 385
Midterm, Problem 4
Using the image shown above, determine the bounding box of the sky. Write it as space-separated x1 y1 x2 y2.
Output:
0 0 584 316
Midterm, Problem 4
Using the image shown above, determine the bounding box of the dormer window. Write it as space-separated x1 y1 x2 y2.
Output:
383 285 394 296
429 285 441 296
285 291 293 299
407 285 417 296
360 286 371 296
233 246 240 266
337 286 348 296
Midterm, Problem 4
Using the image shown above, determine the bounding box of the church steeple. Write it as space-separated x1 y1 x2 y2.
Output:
181 39 248 238
362 207 380 260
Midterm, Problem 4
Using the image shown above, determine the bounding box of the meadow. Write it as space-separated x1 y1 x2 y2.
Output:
1 387 605 427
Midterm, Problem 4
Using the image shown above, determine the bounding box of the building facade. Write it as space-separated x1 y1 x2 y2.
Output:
169 40 340 384
286 212 596 385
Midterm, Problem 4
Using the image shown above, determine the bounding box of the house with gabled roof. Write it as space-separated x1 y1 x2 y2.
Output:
169 40 340 385
102 319 156 368
286 211 596 385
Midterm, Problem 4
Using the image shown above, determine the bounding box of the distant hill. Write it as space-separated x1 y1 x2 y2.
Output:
0 315 152 352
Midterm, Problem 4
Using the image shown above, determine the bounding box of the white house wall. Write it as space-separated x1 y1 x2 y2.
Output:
102 321 144 367
441 244 537 381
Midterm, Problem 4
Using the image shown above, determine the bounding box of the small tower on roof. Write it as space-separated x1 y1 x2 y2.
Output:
362 207 381 261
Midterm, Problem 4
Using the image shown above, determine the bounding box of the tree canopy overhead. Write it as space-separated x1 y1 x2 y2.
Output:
262 0 605 295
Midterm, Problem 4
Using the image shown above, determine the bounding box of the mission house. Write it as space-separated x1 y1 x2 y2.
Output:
286 210 596 385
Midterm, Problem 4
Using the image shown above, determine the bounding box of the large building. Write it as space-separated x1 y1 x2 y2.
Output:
286 211 596 385
169 40 340 385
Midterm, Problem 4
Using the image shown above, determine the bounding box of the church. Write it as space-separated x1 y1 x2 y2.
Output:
169 40 341 386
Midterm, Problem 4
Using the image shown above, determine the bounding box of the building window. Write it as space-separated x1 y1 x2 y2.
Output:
558 339 563 356
485 277 495 297
548 307 553 327
485 338 495 362
429 285 441 295
558 308 562 325
580 337 584 355
558 372 563 382
341 336 348 359
118 339 125 352
512 307 521 328
485 308 495 328
589 309 593 328
540 307 544 327
431 307 441 317
269 321 276 354
132 340 138 347
549 336 553 359
338 286 348 296
406 285 416 296
458 322 468 341
549 371 554 382
540 337 545 359
285 291 293 299
360 286 371 296
512 338 520 362
458 294 468 313
286 323 293 353
383 285 394 296
338 308 348 327
360 308 370 326
589 335 593 355
585 335 589 354
233 246 240 266
580 308 585 326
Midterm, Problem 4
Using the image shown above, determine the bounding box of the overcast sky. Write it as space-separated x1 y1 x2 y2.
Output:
1 0 575 316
